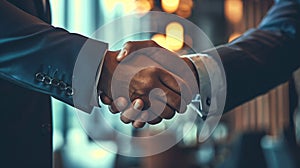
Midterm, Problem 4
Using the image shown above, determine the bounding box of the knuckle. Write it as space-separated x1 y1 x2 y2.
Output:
148 117 162 125
124 41 134 48
162 110 175 119
109 105 117 113
133 121 145 128
179 104 187 113
120 115 131 124
149 40 158 46
146 66 158 73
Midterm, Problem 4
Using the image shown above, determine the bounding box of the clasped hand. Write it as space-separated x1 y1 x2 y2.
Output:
98 40 199 128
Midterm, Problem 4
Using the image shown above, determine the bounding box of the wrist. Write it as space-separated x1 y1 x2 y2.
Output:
182 57 200 87
97 50 120 98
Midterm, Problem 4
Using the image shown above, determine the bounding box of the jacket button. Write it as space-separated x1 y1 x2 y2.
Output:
58 81 67 90
44 76 52 85
35 72 45 82
65 86 74 96
52 78 60 87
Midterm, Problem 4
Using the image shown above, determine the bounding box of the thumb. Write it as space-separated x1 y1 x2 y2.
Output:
116 40 160 62
116 48 128 62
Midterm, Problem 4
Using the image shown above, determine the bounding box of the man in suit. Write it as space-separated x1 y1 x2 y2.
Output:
0 0 140 167
0 0 108 167
106 0 300 130
0 0 190 167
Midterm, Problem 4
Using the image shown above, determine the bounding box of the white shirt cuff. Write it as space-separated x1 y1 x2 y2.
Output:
72 40 108 113
183 53 225 118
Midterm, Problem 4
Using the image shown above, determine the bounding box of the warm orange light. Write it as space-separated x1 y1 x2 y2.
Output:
103 0 153 14
103 0 117 12
176 3 192 18
181 0 193 8
122 0 136 14
228 32 241 42
135 0 152 14
162 0 180 13
166 22 184 51
175 0 193 18
151 22 184 51
225 0 243 24
151 34 166 48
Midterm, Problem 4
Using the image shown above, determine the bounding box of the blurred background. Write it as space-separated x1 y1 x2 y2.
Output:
49 0 300 167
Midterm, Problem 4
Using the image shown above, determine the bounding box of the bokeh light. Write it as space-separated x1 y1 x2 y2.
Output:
162 0 180 13
151 34 167 47
135 0 153 14
228 32 241 42
176 0 193 18
224 0 243 24
166 22 184 51
151 22 184 51
103 0 153 14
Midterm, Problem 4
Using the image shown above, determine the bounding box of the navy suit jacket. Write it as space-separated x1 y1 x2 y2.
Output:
1 0 53 167
203 0 300 112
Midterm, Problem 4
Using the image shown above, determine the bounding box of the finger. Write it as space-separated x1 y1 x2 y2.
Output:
148 99 176 119
116 48 128 61
109 97 129 114
159 69 193 104
132 111 149 128
153 84 188 113
147 111 162 125
99 92 112 105
120 99 144 124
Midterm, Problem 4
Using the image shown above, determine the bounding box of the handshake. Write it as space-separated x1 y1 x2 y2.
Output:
97 40 200 128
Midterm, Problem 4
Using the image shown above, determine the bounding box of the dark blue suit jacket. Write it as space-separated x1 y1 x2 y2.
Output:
204 0 300 112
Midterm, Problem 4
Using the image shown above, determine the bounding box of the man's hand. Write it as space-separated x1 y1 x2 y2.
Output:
98 40 199 128
97 50 119 105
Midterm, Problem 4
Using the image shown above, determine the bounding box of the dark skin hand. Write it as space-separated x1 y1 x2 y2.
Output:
98 41 199 128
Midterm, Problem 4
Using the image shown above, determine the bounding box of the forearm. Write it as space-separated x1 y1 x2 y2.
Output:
0 0 108 111
185 0 300 113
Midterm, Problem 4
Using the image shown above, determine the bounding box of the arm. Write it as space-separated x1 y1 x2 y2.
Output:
110 0 300 128
0 0 108 112
101 41 199 128
202 0 300 112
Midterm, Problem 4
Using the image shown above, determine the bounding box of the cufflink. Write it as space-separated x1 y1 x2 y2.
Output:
206 97 211 106
191 94 208 120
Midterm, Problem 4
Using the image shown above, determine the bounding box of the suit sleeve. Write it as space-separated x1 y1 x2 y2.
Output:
201 0 300 112
0 0 108 112
208 1 300 111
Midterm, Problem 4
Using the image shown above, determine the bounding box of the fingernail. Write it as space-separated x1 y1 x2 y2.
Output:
116 49 127 61
133 121 145 128
133 100 142 110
